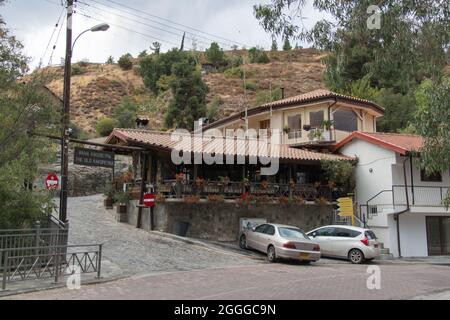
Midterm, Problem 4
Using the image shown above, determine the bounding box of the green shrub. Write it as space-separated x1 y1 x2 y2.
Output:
96 118 117 137
244 82 259 91
69 122 87 140
118 54 133 70
224 67 244 79
71 64 85 76
249 47 270 64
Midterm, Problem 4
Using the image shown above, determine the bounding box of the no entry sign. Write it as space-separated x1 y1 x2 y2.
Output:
45 173 59 190
143 193 156 207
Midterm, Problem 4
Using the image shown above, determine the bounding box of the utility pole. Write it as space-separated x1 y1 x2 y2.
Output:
60 0 73 223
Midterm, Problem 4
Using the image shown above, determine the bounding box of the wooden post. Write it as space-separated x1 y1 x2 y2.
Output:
137 152 149 229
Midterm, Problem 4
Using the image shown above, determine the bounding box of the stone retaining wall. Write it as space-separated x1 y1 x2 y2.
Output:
127 200 334 242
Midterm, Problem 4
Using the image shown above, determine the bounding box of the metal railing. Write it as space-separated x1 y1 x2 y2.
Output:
1 244 102 290
156 181 334 201
393 185 449 207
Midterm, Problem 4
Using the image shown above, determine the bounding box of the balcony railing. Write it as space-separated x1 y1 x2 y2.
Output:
393 185 450 207
155 181 334 202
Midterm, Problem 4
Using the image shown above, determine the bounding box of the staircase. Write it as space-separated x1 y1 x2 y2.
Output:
377 243 394 260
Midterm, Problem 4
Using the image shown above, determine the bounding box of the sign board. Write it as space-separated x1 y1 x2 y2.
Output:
143 193 156 207
45 173 59 190
74 147 115 169
337 197 354 217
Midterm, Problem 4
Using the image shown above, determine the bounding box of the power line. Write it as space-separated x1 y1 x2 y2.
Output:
76 10 184 48
80 0 231 49
93 0 248 48
48 11 66 66
77 1 205 48
40 6 66 68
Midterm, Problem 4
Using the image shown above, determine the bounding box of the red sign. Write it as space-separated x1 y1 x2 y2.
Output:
45 173 59 190
143 193 156 207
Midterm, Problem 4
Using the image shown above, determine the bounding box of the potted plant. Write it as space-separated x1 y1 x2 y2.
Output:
283 125 291 134
103 184 115 210
322 120 335 141
114 191 130 222
303 124 311 131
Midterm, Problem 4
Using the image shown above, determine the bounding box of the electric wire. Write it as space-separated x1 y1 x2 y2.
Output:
41 5 66 67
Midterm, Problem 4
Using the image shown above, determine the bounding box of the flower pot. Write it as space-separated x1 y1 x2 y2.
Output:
116 204 128 222
104 197 114 210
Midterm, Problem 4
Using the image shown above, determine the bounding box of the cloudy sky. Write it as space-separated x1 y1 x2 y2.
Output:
2 0 327 70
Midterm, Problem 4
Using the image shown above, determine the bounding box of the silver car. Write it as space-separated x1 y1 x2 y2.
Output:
306 225 380 264
240 223 321 263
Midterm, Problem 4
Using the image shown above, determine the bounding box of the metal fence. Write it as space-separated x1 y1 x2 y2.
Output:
393 185 449 207
1 244 102 290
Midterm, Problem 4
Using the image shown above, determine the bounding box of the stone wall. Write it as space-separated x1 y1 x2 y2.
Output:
127 200 334 242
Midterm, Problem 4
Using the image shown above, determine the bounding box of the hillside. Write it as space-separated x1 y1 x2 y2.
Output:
37 49 327 136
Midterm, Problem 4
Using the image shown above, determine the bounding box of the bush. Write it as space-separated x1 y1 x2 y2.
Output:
224 67 244 79
249 47 270 64
96 118 117 137
71 64 85 76
69 122 87 140
118 54 133 70
244 82 259 91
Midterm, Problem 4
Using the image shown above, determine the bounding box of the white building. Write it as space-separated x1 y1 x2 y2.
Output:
335 132 449 258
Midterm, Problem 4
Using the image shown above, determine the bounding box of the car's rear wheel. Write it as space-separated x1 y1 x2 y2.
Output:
239 235 247 249
348 249 365 264
267 245 277 263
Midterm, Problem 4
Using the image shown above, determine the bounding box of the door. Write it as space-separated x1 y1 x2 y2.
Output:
332 228 361 258
310 227 335 255
427 217 450 256
248 224 269 252
260 225 276 252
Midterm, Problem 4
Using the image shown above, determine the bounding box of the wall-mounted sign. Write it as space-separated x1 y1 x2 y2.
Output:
74 147 115 169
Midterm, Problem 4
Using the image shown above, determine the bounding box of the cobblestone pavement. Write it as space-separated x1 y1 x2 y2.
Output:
64 195 259 277
5 261 450 300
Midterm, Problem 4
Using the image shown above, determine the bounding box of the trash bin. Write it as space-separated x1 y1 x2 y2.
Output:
175 221 190 237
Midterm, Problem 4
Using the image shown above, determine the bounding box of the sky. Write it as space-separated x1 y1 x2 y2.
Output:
1 0 328 70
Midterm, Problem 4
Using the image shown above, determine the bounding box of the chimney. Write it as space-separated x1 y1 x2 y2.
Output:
281 87 285 99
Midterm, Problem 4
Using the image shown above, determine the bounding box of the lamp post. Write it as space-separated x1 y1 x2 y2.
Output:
59 0 109 222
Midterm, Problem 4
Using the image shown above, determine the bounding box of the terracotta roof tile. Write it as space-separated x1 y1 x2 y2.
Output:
334 132 424 155
106 129 353 162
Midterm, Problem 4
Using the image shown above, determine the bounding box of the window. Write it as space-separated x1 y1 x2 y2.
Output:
264 225 276 236
260 120 271 130
309 111 324 128
278 228 308 239
365 231 378 240
334 228 361 238
421 169 442 182
315 227 335 237
287 115 302 139
255 224 269 233
334 109 358 132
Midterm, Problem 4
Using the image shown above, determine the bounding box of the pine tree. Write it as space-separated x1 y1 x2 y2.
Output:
282 38 292 51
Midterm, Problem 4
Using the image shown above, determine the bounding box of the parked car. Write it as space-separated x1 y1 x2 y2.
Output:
239 223 321 263
306 225 380 264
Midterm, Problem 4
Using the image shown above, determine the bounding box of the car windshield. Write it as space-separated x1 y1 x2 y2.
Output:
278 228 309 240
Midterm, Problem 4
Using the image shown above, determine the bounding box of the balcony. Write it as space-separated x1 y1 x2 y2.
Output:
393 185 450 207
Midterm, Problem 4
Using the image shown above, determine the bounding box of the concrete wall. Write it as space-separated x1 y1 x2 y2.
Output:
127 200 334 242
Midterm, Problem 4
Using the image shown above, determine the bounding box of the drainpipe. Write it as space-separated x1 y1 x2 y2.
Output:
395 155 411 258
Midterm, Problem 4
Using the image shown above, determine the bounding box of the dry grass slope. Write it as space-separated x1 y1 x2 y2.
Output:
38 49 327 136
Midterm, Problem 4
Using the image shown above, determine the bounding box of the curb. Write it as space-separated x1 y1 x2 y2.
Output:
0 274 129 299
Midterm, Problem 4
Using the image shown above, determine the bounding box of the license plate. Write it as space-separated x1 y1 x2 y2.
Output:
300 253 310 260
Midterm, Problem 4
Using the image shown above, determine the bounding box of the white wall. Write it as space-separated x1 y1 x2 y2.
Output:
340 139 397 210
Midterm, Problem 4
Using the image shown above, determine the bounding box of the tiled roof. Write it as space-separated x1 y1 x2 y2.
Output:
106 129 353 162
333 132 424 155
260 89 384 111
203 89 385 130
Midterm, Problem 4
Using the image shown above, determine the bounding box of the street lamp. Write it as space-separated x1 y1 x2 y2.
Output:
59 3 110 223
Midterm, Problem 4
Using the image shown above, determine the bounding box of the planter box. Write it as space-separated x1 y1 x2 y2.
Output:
116 204 128 223
104 198 114 210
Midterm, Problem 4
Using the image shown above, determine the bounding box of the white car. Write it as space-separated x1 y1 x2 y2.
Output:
306 225 380 264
